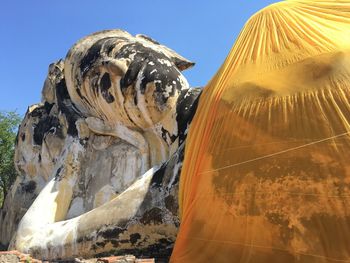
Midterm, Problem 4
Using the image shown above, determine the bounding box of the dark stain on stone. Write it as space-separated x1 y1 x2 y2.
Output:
43 101 54 113
129 233 141 245
100 72 115 103
150 161 168 188
76 88 84 99
140 207 163 225
76 235 94 244
76 36 127 83
79 39 103 78
137 34 160 45
55 167 63 180
100 72 111 90
22 181 36 194
150 144 184 188
133 93 138 105
119 239 129 244
95 241 107 249
78 36 126 79
100 227 125 240
118 42 182 105
165 195 178 216
27 102 53 118
158 238 171 245
176 88 202 144
79 138 88 147
161 127 177 145
110 239 119 247
55 77 81 137
33 115 63 145
29 106 48 118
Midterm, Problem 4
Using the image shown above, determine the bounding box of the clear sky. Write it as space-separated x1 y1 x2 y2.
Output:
0 0 278 116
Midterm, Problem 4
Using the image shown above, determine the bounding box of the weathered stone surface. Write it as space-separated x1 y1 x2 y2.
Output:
0 251 154 263
0 29 201 261
0 250 42 263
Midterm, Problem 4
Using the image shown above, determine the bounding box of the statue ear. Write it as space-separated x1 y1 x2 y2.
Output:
136 34 195 71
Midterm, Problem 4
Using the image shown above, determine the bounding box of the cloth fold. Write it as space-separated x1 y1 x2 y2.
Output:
172 1 350 262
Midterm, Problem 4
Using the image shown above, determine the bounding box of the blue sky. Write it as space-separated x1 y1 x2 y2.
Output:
0 0 278 116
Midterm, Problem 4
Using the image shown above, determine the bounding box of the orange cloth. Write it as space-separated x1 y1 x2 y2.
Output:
172 1 350 262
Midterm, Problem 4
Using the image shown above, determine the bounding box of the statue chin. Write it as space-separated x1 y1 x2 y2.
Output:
0 29 201 261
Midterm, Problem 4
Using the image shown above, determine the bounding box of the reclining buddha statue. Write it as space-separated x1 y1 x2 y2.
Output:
0 30 201 260
2 1 350 262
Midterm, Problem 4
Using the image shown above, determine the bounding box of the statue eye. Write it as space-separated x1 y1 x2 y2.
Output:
99 72 115 103
100 73 112 91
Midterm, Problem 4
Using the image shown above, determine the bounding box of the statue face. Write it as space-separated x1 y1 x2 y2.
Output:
65 30 194 130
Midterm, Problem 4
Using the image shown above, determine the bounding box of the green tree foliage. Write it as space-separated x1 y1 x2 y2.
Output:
0 111 21 207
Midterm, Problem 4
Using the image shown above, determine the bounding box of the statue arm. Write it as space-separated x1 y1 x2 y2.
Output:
86 116 150 173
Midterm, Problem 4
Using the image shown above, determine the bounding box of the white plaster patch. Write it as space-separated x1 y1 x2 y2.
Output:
163 84 173 99
128 52 136 61
157 59 172 67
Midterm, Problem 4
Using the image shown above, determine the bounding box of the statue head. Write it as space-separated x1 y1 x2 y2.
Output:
65 30 194 130
4 30 200 260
